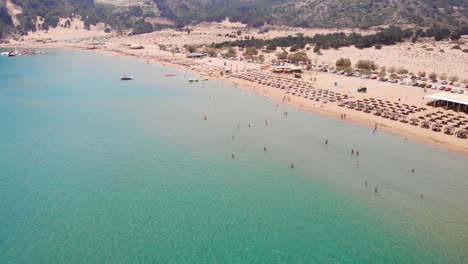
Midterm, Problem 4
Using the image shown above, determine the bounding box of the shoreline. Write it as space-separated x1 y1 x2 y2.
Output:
2 43 467 155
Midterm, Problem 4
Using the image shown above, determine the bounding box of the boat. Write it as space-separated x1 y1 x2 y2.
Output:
8 51 17 57
165 74 177 77
201 78 209 81
120 76 134 81
0 52 8 56
189 79 198 83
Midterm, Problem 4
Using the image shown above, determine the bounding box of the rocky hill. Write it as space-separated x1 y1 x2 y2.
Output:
153 0 468 28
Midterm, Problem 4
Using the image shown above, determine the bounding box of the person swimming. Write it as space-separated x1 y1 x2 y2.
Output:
290 164 295 169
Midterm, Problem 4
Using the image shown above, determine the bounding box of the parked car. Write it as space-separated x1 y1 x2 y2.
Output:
458 89 464 94
445 87 451 92
400 81 406 85
389 79 398 83
419 83 427 88
432 85 438 90
451 88 457 93
412 82 420 87
439 86 446 90
357 87 367 93
371 76 378 79
426 84 432 88
441 80 448 85
421 77 428 81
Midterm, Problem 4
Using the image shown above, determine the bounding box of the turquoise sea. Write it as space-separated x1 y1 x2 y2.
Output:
0 50 467 263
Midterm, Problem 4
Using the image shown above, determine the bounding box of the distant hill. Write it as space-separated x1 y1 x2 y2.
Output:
1 0 467 39
152 0 468 29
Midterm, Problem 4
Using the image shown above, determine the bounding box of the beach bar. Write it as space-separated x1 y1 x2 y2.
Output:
425 92 468 112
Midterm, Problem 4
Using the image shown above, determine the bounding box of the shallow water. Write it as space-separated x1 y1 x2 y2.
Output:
0 50 467 263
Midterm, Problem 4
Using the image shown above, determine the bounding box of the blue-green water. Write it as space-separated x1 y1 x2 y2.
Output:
1 50 467 263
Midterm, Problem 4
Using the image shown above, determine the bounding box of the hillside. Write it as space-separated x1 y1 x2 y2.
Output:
1 0 468 39
153 0 468 28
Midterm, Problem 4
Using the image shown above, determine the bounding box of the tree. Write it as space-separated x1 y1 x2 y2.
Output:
378 70 386 78
289 45 298 52
450 30 462 41
440 73 448 81
344 66 354 74
429 72 437 81
336 58 351 70
243 46 258 59
277 51 288 61
418 71 426 78
449 75 459 83
225 47 237 58
313 45 321 54
287 52 308 63
258 54 265 62
397 68 408 74
355 60 377 71
388 66 396 74
186 45 196 53
64 19 72 28
266 44 277 51
205 47 217 57
389 73 398 80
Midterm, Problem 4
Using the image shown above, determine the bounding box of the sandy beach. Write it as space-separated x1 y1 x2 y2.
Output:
2 22 468 154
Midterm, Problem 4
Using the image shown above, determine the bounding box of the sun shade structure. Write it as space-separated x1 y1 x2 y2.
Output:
425 92 468 106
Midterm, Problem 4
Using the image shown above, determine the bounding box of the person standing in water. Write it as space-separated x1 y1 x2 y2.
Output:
325 139 328 145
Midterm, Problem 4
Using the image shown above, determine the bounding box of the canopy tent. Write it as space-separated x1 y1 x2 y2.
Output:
425 92 468 112
425 92 468 106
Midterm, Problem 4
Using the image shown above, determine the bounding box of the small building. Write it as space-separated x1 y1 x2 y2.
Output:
272 65 303 74
187 52 208 58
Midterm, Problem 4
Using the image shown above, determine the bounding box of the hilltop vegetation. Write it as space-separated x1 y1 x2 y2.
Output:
0 0 170 37
1 0 468 39
212 25 468 51
152 0 468 29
